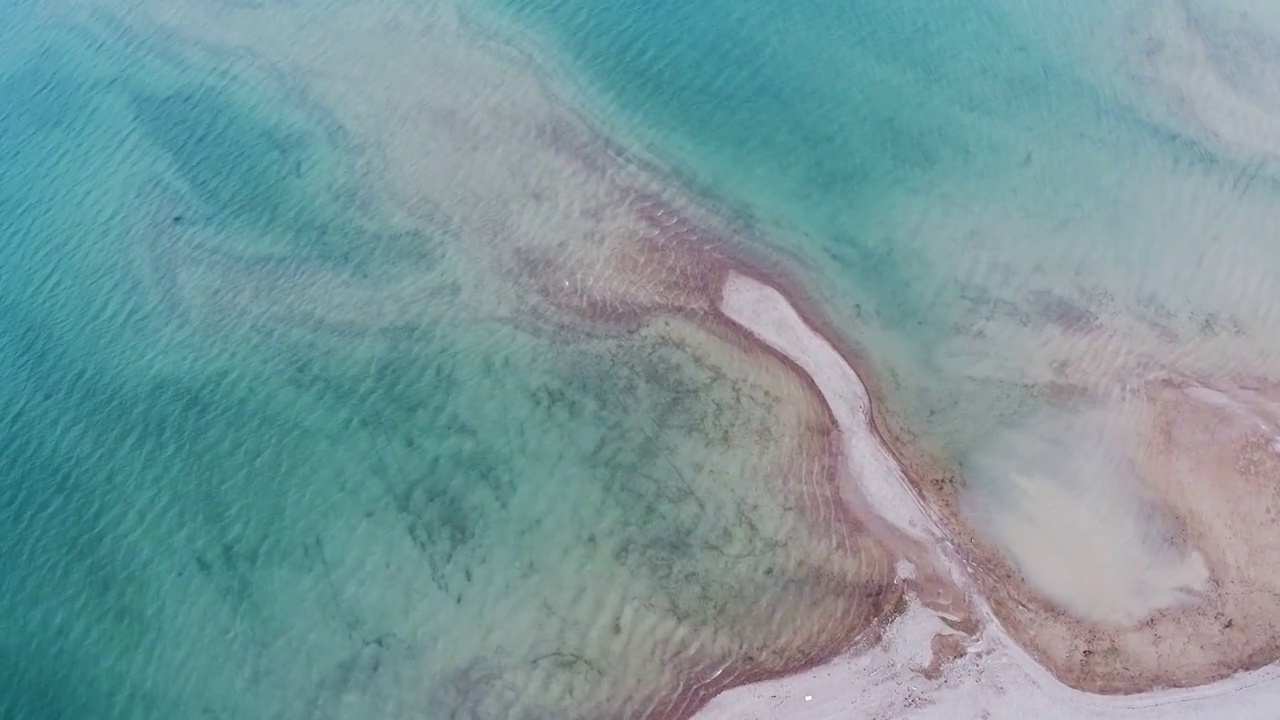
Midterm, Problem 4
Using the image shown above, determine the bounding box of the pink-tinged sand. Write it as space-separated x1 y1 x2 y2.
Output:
703 271 1280 720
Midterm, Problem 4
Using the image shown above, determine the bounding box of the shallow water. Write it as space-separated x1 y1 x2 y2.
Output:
488 0 1280 629
5 0 1280 717
0 3 886 717
488 0 1280 419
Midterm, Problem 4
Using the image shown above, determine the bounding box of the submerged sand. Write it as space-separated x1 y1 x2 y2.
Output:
45 0 1280 715
704 271 1280 719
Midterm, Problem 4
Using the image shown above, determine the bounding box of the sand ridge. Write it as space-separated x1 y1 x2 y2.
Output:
699 271 1280 719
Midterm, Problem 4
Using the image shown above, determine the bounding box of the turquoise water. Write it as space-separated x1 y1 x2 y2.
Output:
5 0 1280 717
487 0 1124 306
0 4 880 718
487 0 1280 446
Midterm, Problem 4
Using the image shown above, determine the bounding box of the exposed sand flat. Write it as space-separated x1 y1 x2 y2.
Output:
710 270 1280 718
721 273 940 547
692 614 1280 720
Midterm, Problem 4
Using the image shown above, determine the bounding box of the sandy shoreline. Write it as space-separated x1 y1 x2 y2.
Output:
707 269 1280 719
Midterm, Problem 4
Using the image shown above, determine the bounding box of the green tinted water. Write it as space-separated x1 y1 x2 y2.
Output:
9 0 1280 717
485 0 1280 448
0 8 876 718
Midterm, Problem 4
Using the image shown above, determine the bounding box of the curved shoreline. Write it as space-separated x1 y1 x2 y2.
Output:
699 269 1280 719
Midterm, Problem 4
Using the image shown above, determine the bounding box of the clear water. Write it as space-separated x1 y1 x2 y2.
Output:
4 0 1280 717
487 0 1280 429
0 4 880 718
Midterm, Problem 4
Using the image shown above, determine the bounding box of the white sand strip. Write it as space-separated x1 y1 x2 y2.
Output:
719 272 940 544
709 270 1280 719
